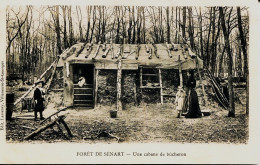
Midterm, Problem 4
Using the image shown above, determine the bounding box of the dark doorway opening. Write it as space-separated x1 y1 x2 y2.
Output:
72 64 94 108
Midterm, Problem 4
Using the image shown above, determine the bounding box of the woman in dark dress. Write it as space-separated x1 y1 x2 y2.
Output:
185 70 202 118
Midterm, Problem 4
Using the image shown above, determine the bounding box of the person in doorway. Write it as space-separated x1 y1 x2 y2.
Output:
33 81 46 120
78 76 86 87
175 86 186 118
185 70 202 118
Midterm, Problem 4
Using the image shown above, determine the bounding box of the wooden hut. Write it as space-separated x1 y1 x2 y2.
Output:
55 42 203 109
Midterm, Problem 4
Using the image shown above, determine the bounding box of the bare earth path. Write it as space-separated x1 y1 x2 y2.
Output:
6 102 248 144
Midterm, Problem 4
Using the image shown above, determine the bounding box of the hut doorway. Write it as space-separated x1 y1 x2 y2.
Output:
72 64 94 108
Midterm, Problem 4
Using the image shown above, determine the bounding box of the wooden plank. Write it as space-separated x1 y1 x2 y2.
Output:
159 69 163 104
140 86 162 89
142 74 158 76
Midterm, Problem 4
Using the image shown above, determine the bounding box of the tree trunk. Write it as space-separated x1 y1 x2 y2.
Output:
86 6 92 42
166 7 170 43
55 6 62 55
219 7 235 117
199 7 204 61
188 7 194 49
182 7 186 42
68 6 74 46
62 6 68 49
237 7 249 115
128 6 132 44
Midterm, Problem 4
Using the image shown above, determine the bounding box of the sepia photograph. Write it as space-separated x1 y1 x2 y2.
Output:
5 5 250 145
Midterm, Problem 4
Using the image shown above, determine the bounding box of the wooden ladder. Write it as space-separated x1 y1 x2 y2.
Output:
73 83 94 108
140 67 163 103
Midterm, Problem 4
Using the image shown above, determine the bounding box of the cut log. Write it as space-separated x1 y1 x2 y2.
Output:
62 47 76 60
75 43 87 57
102 43 106 51
148 48 152 59
92 42 101 60
188 48 196 58
165 44 173 58
85 43 93 58
102 47 110 58
152 43 159 58
145 44 150 53
171 42 178 51
24 115 66 140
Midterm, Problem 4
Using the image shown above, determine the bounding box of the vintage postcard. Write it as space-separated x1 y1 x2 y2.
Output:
0 0 259 164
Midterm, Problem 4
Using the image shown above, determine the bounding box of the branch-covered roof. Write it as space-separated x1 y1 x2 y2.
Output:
57 42 203 70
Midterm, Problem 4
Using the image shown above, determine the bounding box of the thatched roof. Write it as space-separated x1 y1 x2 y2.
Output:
57 42 203 70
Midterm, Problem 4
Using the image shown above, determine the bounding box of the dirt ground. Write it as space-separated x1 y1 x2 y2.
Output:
6 99 248 144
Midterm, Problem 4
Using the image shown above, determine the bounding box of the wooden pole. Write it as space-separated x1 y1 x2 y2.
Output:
116 57 122 111
178 55 183 87
195 57 208 108
159 68 163 104
94 69 99 108
14 59 58 106
24 115 66 140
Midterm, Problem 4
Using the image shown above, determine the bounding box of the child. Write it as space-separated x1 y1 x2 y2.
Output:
175 86 186 118
34 81 46 120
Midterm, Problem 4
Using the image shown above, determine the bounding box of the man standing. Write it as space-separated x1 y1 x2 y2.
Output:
33 81 45 120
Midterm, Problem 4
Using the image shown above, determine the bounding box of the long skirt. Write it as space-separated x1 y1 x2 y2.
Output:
185 88 202 118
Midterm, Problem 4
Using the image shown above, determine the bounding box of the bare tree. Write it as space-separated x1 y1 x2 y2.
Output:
219 7 235 117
